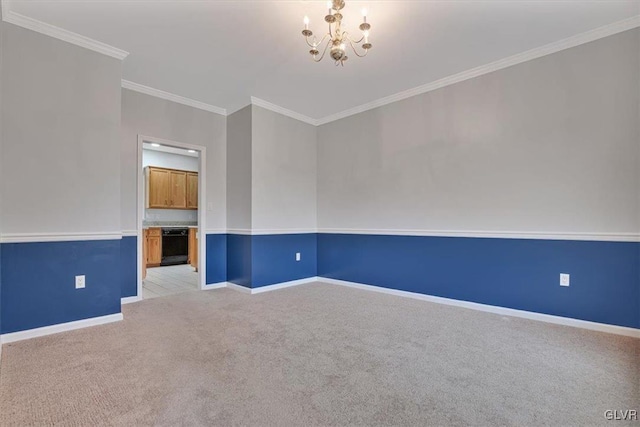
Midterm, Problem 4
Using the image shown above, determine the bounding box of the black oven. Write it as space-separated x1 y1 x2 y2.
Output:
161 228 189 266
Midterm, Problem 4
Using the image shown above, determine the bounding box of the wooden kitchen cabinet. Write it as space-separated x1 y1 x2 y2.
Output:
146 166 197 210
188 228 198 271
147 168 170 208
145 227 162 267
187 172 198 209
170 170 187 208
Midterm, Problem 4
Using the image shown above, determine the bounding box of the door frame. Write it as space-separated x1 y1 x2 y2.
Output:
137 134 207 299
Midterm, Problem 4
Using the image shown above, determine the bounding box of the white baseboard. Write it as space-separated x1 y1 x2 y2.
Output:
319 278 640 339
0 313 124 344
203 282 228 290
250 277 319 294
121 296 141 305
226 282 252 294
225 277 318 295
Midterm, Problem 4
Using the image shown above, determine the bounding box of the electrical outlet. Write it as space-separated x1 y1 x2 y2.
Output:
75 275 86 289
560 273 570 287
296 252 301 261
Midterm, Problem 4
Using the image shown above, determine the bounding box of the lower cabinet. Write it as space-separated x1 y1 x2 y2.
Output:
188 228 198 271
145 228 162 268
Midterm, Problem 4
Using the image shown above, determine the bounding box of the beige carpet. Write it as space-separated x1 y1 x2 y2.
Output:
0 282 638 426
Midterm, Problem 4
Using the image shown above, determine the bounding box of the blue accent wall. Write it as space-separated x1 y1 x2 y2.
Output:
206 234 227 284
1 240 121 334
318 234 640 329
252 234 317 288
226 233 317 289
227 234 252 288
120 236 137 298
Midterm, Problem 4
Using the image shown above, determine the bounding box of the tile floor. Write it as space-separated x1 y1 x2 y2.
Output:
143 264 199 299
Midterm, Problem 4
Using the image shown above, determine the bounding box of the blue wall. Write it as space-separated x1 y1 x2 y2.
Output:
226 233 317 289
1 239 121 334
206 234 227 284
120 236 137 298
227 234 252 288
4 233 634 334
318 234 640 329
252 234 317 288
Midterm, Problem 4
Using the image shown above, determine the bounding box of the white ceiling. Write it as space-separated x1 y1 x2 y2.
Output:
7 0 640 120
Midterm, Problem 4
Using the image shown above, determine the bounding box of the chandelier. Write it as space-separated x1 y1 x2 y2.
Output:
301 0 372 66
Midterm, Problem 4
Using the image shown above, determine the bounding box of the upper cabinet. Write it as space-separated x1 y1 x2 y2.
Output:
187 172 198 209
170 170 187 209
146 166 198 210
147 168 170 208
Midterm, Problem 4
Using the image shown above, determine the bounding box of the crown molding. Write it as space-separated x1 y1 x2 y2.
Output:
251 97 319 126
1 0 129 60
315 15 640 126
122 80 227 116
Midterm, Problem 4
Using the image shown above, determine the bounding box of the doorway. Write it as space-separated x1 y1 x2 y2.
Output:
137 135 207 299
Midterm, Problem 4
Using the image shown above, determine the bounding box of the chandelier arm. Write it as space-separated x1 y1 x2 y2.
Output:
305 32 330 50
313 38 332 62
343 32 365 44
304 36 316 49
347 38 369 58
314 33 331 49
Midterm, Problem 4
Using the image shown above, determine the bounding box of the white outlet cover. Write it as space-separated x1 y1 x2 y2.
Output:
75 275 86 289
560 273 570 287
296 252 301 261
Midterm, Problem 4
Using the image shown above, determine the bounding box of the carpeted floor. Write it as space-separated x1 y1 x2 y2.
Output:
0 282 638 426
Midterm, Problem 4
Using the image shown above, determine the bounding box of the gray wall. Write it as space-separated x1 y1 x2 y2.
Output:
318 29 640 235
226 106 253 231
251 106 317 231
1 24 122 235
121 89 227 233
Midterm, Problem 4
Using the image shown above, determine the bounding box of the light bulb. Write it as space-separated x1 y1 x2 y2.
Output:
340 43 346 51
327 1 332 10
303 16 309 25
362 8 368 17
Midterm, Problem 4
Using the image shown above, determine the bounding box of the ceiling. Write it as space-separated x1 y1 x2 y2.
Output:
7 0 640 120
